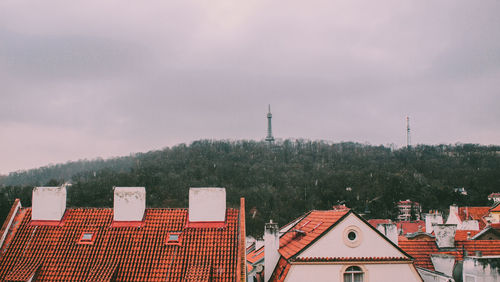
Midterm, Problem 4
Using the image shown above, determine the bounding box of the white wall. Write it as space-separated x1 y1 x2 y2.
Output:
298 213 405 259
463 257 500 282
284 263 421 282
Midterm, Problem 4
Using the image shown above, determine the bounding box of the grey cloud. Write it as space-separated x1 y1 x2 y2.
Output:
1 0 500 173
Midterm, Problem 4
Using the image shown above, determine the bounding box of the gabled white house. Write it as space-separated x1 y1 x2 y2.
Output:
258 209 422 282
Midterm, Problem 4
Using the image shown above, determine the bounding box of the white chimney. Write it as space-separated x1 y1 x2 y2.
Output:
377 223 399 245
459 220 479 231
430 254 456 276
189 187 226 222
32 186 67 221
113 187 146 222
264 220 280 282
434 224 457 249
425 213 443 234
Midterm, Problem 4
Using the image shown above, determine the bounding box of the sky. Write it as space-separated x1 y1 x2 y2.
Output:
1 1 500 174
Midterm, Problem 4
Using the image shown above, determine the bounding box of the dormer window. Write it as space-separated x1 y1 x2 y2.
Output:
166 232 182 245
78 232 95 244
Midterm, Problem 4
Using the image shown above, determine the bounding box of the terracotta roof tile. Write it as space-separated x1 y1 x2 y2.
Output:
292 256 412 262
269 257 291 282
399 239 500 271
278 210 348 259
368 219 392 227
454 230 480 241
0 207 242 281
458 207 490 229
396 221 425 234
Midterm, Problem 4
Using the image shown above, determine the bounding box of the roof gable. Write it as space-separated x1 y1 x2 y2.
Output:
296 212 410 259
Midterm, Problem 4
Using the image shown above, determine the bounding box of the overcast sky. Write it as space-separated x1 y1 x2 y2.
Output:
1 1 500 174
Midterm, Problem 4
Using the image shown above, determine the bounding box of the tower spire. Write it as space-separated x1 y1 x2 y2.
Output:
406 116 411 148
265 105 275 143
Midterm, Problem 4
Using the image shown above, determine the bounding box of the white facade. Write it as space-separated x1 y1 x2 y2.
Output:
284 261 420 282
32 186 67 221
463 256 500 282
113 187 146 222
298 214 405 259
188 187 226 222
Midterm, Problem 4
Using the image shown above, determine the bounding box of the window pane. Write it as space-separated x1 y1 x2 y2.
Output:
343 273 352 282
169 234 179 241
82 233 93 240
354 273 363 282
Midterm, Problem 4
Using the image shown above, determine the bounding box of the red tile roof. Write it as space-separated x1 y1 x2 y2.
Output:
399 240 500 271
0 203 244 281
457 207 490 229
270 257 291 282
292 256 412 262
454 230 480 241
278 210 349 259
368 219 392 227
247 246 264 264
491 204 500 212
396 221 425 234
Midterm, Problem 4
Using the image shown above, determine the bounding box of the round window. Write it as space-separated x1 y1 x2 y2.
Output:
348 231 357 241
343 225 362 248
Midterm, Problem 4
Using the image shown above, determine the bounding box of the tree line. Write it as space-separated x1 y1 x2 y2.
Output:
1 140 499 237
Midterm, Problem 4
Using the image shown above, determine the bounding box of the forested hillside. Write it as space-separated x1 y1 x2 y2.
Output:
1 140 500 237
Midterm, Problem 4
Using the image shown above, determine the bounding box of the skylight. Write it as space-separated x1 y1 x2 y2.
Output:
78 232 95 244
166 232 182 245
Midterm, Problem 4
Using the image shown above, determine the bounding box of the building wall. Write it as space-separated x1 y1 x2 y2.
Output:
284 263 421 282
298 213 405 259
462 257 500 282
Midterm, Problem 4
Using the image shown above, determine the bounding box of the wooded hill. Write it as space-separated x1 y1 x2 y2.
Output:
1 140 500 237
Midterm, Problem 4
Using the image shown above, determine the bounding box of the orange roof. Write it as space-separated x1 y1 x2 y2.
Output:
399 240 500 271
0 204 244 281
458 207 490 229
278 210 349 259
454 230 480 241
396 221 425 234
491 204 500 212
247 246 265 264
368 219 392 227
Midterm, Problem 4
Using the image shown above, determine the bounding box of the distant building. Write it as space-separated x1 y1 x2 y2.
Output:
453 187 467 196
0 186 246 281
397 200 422 221
488 193 500 203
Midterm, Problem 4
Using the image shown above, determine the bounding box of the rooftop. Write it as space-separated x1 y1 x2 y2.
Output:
0 202 244 281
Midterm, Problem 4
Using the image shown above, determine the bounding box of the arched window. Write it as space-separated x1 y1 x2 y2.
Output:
343 266 364 282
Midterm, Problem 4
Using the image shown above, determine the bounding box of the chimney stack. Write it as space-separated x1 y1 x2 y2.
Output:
32 185 67 221
113 187 146 222
377 223 399 245
434 224 457 248
189 187 226 222
425 213 443 234
264 220 280 282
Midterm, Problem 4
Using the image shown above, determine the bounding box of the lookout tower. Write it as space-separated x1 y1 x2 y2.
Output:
265 105 275 143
